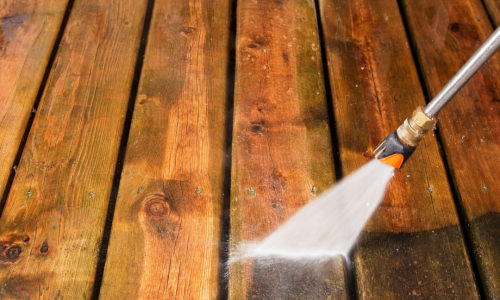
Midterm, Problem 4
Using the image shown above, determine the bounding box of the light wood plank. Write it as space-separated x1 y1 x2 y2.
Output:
319 0 480 298
401 0 500 297
0 0 148 298
229 0 349 299
0 0 69 199
98 0 231 299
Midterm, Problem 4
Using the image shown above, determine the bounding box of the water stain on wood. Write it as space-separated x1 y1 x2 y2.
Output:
356 226 479 299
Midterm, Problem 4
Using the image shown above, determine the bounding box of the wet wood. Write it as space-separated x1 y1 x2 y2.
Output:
229 0 348 299
0 0 148 298
401 0 500 298
0 0 69 199
98 0 231 299
483 0 500 27
319 0 479 298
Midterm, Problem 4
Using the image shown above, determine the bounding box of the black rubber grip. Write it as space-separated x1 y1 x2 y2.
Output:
373 131 416 168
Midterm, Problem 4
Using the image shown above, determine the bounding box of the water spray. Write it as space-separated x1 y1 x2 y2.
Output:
231 23 500 264
375 25 500 168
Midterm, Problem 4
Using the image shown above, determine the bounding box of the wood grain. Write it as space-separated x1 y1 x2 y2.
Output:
0 0 69 199
319 0 480 298
229 0 348 299
98 0 231 299
483 0 500 27
401 0 500 297
0 0 148 298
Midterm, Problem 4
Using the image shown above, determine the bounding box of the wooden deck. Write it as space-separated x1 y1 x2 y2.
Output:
1 0 499 299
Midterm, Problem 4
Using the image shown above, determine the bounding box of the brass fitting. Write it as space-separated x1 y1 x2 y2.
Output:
397 106 437 147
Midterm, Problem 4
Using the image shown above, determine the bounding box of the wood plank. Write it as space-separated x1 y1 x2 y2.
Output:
0 0 148 298
229 0 349 299
483 0 500 27
98 0 231 299
401 0 500 298
0 0 69 199
318 0 480 298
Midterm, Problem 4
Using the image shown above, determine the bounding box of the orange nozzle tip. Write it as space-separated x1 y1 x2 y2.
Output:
378 154 404 169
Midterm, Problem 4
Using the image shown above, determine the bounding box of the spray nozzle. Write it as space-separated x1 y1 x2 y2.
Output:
374 106 437 168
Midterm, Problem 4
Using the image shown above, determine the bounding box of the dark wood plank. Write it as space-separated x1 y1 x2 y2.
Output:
229 0 349 299
401 0 500 298
319 0 480 298
0 0 148 298
0 0 69 199
483 0 500 27
98 0 231 299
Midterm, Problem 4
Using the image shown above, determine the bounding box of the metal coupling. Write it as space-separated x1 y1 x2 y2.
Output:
396 106 437 147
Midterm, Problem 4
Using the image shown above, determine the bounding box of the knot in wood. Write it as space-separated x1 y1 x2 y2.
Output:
144 196 171 219
5 245 22 259
246 42 260 49
180 27 196 35
8 16 25 25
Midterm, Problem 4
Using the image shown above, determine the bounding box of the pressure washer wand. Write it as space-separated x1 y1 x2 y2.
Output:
374 25 500 168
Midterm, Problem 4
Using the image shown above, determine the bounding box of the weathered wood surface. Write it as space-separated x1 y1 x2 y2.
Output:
319 0 480 298
229 0 348 299
483 0 500 27
401 0 500 298
98 0 231 299
0 0 69 199
0 0 148 298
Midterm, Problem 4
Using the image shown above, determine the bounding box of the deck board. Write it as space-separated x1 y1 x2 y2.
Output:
401 0 500 298
318 0 480 298
1 0 499 298
0 0 148 298
0 0 69 199
228 0 348 299
98 0 232 299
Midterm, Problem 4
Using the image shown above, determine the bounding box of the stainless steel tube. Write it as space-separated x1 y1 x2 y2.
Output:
424 25 500 117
